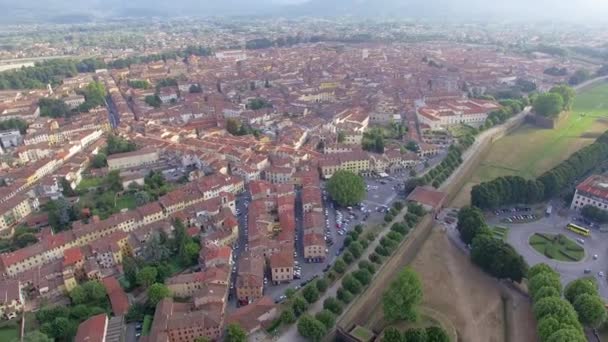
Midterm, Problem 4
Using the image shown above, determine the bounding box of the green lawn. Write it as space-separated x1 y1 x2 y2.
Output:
0 326 19 341
451 83 608 208
350 325 375 342
472 84 608 183
76 176 105 191
115 194 136 211
142 315 152 336
491 226 509 240
529 233 585 262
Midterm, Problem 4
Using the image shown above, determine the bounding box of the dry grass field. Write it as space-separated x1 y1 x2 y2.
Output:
410 230 538 342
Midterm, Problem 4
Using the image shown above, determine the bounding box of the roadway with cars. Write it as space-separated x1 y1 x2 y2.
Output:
499 211 608 299
441 204 608 299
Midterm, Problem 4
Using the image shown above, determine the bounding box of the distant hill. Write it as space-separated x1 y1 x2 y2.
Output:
0 0 605 24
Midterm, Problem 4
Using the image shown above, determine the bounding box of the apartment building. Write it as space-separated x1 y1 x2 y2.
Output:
107 148 160 170
318 151 371 179
269 250 294 284
571 174 608 211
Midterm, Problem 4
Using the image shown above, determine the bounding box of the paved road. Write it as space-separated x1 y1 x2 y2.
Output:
499 213 608 299
125 323 138 342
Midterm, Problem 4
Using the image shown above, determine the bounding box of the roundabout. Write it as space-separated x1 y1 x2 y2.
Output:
499 214 608 299
528 233 585 262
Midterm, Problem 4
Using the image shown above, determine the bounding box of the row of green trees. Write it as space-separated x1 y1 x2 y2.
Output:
293 203 424 341
0 59 80 90
457 207 528 282
528 264 592 342
420 145 463 189
0 47 212 90
480 97 527 130
471 131 608 209
382 326 449 342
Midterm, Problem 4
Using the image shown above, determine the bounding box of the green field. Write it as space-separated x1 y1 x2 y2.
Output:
0 326 18 341
491 226 509 240
351 325 375 342
76 176 105 191
452 83 608 207
529 233 584 262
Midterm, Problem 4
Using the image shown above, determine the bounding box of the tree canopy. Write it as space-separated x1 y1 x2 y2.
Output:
455 206 488 245
549 85 576 111
470 232 527 282
39 98 72 118
297 314 327 342
382 267 423 322
225 323 247 342
147 283 170 307
326 170 366 207
533 92 564 117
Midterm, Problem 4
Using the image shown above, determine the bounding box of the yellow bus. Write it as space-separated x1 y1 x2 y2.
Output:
567 223 590 237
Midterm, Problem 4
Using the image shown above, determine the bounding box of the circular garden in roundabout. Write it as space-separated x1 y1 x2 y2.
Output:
529 233 585 262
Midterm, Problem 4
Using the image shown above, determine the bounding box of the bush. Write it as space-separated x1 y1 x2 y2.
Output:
292 296 309 316
354 225 363 234
375 245 390 257
365 231 376 241
386 231 403 242
315 310 336 330
342 274 363 294
426 326 450 342
369 253 383 264
280 308 296 324
353 268 373 286
337 288 354 304
323 297 343 315
384 213 394 222
342 251 354 264
358 260 376 274
303 285 320 304
333 259 347 274
348 241 363 258
316 278 329 293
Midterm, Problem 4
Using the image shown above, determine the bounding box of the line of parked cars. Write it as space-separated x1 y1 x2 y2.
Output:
504 214 537 222
494 207 532 215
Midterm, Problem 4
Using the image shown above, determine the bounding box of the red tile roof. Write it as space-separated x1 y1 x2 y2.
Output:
63 247 84 267
102 276 129 316
75 314 108 342
407 186 446 210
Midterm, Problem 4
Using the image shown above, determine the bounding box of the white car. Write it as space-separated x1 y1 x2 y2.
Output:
599 271 605 278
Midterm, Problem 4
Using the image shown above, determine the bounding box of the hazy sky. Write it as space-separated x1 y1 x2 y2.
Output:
2 0 608 23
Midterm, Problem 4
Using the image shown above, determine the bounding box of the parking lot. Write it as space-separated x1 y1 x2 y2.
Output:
225 152 448 309
440 203 608 299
